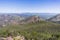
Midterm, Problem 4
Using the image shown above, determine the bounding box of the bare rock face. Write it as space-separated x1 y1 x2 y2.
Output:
13 35 26 40
0 14 45 26
0 14 25 27
27 16 40 23
24 15 41 23
48 14 60 22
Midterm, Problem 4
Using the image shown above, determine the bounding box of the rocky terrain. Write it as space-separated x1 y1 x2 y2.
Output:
47 14 60 23
0 13 60 40
0 14 25 27
0 13 59 27
0 13 45 27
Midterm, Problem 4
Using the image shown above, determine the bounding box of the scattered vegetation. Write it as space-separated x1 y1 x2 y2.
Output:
0 21 60 40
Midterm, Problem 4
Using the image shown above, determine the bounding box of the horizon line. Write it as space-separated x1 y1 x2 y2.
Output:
0 12 59 14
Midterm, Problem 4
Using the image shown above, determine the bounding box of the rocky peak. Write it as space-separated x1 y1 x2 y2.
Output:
24 15 41 23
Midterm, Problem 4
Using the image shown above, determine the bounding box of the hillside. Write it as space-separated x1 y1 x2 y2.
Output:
0 21 60 40
0 13 60 40
0 13 57 27
48 14 60 24
0 14 45 26
48 14 60 21
0 14 25 27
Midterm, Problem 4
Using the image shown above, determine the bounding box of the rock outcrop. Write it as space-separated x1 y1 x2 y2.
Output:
48 14 60 22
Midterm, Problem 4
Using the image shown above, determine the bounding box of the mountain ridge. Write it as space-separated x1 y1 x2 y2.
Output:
0 13 58 27
48 14 60 21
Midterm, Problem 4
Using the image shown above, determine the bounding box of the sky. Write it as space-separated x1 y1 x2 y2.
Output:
0 0 60 13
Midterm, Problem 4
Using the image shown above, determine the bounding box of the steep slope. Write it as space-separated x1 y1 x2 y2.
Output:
23 15 44 23
0 14 25 27
0 13 57 27
48 14 60 22
0 21 60 40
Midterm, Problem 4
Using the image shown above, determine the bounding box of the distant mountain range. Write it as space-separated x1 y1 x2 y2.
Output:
0 13 59 27
19 13 57 19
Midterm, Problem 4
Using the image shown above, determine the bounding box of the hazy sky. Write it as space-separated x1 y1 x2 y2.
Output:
0 0 60 13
